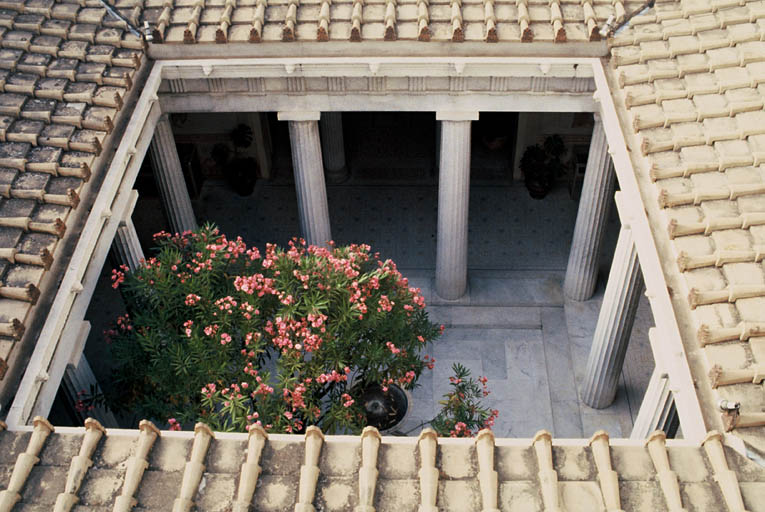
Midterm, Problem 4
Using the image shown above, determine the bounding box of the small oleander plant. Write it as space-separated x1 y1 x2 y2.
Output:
430 363 499 437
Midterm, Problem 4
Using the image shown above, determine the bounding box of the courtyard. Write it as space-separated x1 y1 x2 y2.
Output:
75 114 657 437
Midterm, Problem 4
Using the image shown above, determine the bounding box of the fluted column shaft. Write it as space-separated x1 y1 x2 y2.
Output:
630 368 678 439
63 354 119 427
280 112 332 246
582 225 644 409
564 114 616 301
149 115 197 235
319 112 348 183
111 218 144 271
435 112 476 300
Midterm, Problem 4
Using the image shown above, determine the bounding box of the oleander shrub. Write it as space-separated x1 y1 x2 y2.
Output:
106 224 441 434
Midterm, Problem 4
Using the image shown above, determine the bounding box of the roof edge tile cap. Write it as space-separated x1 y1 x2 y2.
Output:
532 429 551 444
361 425 381 441
194 422 215 438
32 416 54 433
476 428 495 444
589 429 609 445
305 425 324 441
645 430 666 445
417 428 438 442
84 417 105 433
703 430 723 445
248 423 268 439
139 419 161 436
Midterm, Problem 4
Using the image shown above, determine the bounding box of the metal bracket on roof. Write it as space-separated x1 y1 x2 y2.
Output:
97 0 144 39
599 0 655 39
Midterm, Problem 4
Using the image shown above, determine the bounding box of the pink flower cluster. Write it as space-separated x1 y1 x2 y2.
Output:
185 293 201 306
264 316 325 353
110 264 128 289
316 369 349 384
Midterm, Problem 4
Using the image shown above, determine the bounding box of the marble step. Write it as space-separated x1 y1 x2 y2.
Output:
409 273 564 307
426 306 541 329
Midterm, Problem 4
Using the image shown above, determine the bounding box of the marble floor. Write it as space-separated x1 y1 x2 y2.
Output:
397 271 654 438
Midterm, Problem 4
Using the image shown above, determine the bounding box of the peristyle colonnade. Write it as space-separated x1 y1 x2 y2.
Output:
109 108 675 436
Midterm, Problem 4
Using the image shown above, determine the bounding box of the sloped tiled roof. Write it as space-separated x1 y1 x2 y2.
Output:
0 0 143 386
0 0 764 482
607 0 765 448
2 418 765 511
143 0 640 44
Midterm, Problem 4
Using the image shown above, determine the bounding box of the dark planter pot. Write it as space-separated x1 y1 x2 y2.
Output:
225 157 258 196
524 176 553 199
360 384 409 432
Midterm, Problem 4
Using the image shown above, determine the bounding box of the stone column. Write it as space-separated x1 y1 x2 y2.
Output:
564 114 616 301
581 225 644 409
320 112 348 183
110 190 144 271
435 111 477 300
112 219 144 271
62 354 119 427
630 369 679 439
149 115 197 234
278 111 332 246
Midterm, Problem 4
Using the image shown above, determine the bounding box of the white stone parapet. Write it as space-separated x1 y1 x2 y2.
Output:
435 112 476 300
149 115 198 235
279 112 332 247
582 225 643 409
564 113 616 301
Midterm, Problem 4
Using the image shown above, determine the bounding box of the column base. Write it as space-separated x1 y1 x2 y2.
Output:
433 280 470 304
325 165 350 184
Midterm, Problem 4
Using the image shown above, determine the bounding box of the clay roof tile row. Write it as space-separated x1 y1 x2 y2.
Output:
609 0 765 442
1 420 764 511
0 0 139 380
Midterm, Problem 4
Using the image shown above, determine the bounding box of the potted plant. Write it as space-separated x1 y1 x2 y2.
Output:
106 225 442 434
519 134 566 199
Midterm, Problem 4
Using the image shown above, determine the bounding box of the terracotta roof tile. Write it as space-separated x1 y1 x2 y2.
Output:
0 2 138 381
0 423 761 511
609 0 765 444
